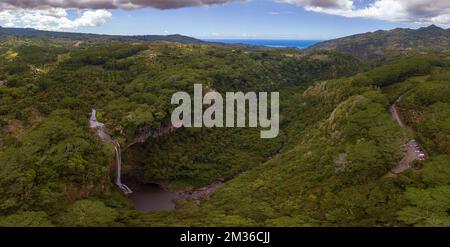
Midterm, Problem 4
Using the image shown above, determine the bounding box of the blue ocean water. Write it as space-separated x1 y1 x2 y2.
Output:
204 39 321 49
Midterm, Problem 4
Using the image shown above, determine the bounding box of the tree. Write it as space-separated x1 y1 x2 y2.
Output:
397 186 450 226
0 211 53 227
59 200 119 227
422 156 450 186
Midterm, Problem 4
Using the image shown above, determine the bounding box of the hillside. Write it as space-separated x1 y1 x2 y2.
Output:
0 26 205 45
0 33 363 226
308 25 450 63
133 56 450 227
0 27 449 227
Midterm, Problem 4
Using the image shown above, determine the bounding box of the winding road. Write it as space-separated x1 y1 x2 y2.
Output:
389 95 426 174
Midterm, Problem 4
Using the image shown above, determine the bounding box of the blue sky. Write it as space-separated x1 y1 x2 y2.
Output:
79 0 421 39
0 0 441 40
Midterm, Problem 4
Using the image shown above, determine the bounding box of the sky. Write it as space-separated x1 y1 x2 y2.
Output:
0 1 448 40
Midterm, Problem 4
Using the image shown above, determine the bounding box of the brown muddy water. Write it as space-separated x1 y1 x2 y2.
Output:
128 184 178 212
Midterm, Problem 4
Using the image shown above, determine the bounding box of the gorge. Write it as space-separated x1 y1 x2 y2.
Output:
89 108 182 211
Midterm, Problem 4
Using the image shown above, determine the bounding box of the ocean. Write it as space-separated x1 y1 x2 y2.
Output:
204 39 321 49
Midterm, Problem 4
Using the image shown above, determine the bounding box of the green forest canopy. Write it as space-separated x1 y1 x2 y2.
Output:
0 37 449 226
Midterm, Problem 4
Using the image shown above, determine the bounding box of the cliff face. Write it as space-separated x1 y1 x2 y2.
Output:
126 123 180 149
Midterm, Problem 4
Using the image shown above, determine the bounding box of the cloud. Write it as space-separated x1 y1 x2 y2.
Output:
276 0 352 10
277 0 450 27
0 11 16 27
0 0 244 10
2 0 450 31
0 0 243 31
268 10 293 15
0 8 112 31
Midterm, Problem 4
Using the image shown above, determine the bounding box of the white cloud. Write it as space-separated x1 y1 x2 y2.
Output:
0 11 16 27
0 0 243 31
0 8 112 31
277 0 353 10
277 0 450 27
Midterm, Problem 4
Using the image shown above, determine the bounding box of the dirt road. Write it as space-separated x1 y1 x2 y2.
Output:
389 97 426 174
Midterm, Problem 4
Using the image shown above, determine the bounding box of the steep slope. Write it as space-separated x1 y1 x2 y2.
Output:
308 25 450 63
1 28 448 227
133 55 450 227
0 37 361 226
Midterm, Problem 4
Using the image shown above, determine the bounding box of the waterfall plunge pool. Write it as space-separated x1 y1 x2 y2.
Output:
128 184 178 212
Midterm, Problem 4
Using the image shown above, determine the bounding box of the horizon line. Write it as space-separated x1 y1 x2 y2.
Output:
0 24 444 42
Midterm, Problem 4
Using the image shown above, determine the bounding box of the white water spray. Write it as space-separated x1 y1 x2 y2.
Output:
89 108 132 194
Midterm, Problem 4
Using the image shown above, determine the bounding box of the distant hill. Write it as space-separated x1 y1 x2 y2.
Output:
0 26 205 45
307 25 450 63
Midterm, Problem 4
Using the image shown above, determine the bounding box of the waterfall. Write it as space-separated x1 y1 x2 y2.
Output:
89 108 132 194
114 143 121 185
114 142 132 194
